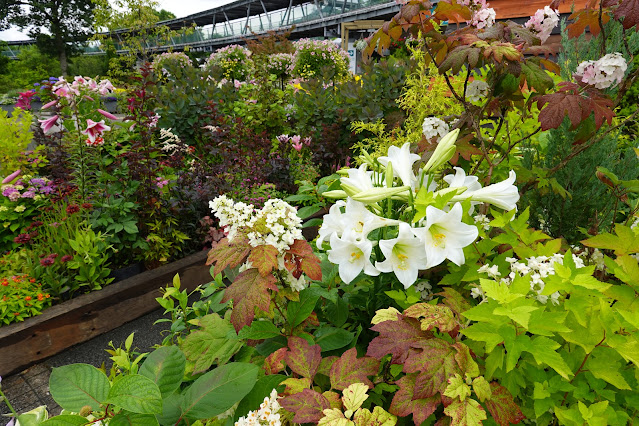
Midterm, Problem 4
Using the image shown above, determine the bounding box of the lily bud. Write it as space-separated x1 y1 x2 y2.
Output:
322 190 348 199
385 161 393 188
41 100 58 110
423 128 460 173
2 169 21 184
97 108 118 121
352 186 410 204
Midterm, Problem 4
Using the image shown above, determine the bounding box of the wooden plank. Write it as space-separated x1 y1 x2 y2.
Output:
0 250 211 376
490 0 590 19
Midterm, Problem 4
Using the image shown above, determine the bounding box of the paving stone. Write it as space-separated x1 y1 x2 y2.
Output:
24 372 50 391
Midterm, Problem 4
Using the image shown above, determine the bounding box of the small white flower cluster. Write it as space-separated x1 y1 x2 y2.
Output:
473 213 491 231
466 80 489 103
460 0 496 29
414 280 433 300
235 389 282 426
354 38 369 51
525 7 560 44
422 117 450 141
475 253 586 304
246 199 303 252
159 128 189 153
576 52 628 90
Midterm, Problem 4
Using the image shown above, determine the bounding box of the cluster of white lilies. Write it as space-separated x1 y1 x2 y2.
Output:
317 129 519 289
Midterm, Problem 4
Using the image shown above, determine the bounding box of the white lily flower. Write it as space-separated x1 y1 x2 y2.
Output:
378 142 421 187
343 198 399 240
341 164 378 195
328 231 379 283
316 200 346 248
376 222 429 289
413 203 478 268
470 170 519 211
444 167 482 193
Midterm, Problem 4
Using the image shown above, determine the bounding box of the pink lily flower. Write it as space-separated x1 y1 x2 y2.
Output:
291 135 303 152
97 109 118 121
82 119 111 143
38 115 60 134
2 169 21 184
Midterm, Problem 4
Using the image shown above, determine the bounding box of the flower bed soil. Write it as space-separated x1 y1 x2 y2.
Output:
0 250 210 377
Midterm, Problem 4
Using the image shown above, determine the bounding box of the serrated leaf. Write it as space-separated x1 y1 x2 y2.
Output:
403 303 458 333
281 389 330 423
206 235 250 276
484 382 525 426
444 398 487 425
614 0 639 29
248 245 279 277
281 377 312 395
49 364 110 412
139 346 186 398
353 406 397 426
367 317 432 364
180 362 259 420
330 348 380 391
264 347 288 375
342 383 369 412
222 268 278 332
567 8 609 37
371 307 401 325
521 61 553 93
181 313 243 373
319 408 352 426
586 355 631 390
389 374 440 426
287 239 323 281
443 374 471 401
106 375 162 414
404 339 462 399
527 336 573 380
285 336 322 379
472 377 491 402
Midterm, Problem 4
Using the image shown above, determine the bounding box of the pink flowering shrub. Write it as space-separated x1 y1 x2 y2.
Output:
206 45 254 81
291 39 350 80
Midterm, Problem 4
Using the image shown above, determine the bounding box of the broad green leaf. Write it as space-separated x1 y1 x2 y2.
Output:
181 362 259 420
40 415 89 426
106 375 162 414
49 364 110 412
480 279 522 303
353 406 397 425
443 398 487 425
314 327 354 352
234 374 287 421
527 337 573 380
342 383 369 412
586 354 631 390
110 413 159 426
181 313 243 373
527 310 570 336
16 406 48 426
156 393 182 426
287 287 320 328
443 374 471 401
493 305 538 329
462 322 506 353
238 321 282 340
139 346 186 398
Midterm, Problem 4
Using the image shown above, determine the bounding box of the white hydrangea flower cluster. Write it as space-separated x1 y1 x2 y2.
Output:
525 7 560 43
414 280 433 300
246 199 303 252
474 253 586 304
466 80 489 102
235 389 282 426
422 117 450 140
474 213 491 231
209 195 256 242
459 0 496 29
575 52 628 90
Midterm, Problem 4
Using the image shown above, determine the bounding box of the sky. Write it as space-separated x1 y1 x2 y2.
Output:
0 0 229 41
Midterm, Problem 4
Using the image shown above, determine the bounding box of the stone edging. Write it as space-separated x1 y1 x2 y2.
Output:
0 250 210 376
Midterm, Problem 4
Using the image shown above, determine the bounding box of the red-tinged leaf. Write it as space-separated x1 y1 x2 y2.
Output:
285 336 322 379
434 1 471 22
281 377 312 395
403 303 458 333
264 347 288 375
404 340 462 399
318 356 339 376
206 235 250 276
479 41 523 63
588 90 615 128
366 317 433 364
567 9 609 37
221 268 278 332
390 374 440 425
437 287 472 317
540 58 561 75
248 245 279 277
388 22 403 40
287 239 322 281
329 348 380 391
280 389 330 423
323 391 342 409
439 46 482 75
450 135 482 164
485 382 525 426
615 0 639 29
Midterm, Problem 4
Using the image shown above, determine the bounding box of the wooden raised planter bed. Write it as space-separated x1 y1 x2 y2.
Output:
0 250 210 377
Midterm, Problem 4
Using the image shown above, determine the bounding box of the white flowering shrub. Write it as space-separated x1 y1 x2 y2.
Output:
525 6 560 43
575 52 628 89
291 38 350 80
152 52 192 75
235 389 282 426
206 45 254 81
